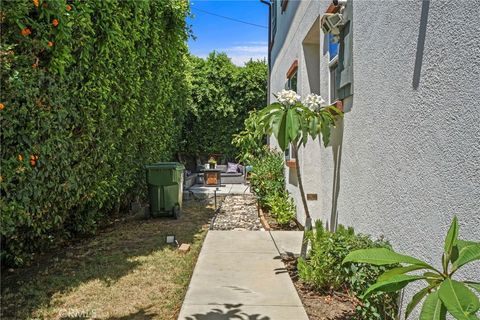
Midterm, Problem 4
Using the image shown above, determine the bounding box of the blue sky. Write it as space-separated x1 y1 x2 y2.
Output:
187 0 269 66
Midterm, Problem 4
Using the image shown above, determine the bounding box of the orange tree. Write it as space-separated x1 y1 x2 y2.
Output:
0 0 191 266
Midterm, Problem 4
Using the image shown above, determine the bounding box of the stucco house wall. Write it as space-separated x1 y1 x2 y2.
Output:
269 0 480 317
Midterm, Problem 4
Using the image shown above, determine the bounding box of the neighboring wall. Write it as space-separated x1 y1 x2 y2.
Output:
270 0 480 317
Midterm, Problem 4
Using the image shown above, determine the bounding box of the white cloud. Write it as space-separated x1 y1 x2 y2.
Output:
223 44 267 66
237 41 268 46
229 54 267 66
225 45 266 54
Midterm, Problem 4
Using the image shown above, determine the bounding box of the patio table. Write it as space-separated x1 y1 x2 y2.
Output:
203 169 221 187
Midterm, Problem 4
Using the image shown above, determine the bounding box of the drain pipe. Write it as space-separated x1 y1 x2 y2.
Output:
260 0 271 104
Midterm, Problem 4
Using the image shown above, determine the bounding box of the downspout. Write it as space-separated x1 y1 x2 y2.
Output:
260 0 271 104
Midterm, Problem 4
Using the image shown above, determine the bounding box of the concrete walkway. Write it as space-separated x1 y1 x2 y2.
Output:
178 231 308 320
184 184 251 200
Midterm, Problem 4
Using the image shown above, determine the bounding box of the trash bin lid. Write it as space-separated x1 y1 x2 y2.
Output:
145 162 185 170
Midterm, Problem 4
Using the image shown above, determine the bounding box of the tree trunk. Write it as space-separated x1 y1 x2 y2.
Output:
291 142 312 259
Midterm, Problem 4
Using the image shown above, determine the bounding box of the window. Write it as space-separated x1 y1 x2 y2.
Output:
323 2 353 101
335 6 353 100
287 71 297 91
285 60 298 160
329 60 338 103
328 34 339 103
286 60 298 91
284 140 297 160
328 33 339 60
285 68 297 159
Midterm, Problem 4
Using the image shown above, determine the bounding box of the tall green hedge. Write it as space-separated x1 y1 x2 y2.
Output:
0 0 190 266
181 52 267 160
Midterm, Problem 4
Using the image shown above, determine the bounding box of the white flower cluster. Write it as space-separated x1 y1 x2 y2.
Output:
276 89 301 106
303 93 326 111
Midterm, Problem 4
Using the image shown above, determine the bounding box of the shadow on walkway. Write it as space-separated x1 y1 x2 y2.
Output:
185 303 270 320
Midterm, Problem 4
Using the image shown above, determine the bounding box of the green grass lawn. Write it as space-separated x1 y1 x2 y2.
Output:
1 201 214 320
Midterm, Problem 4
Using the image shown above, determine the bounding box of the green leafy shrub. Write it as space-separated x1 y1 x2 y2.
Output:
298 221 399 320
344 216 480 320
0 0 190 266
265 192 295 225
181 53 267 160
249 147 285 205
232 110 266 164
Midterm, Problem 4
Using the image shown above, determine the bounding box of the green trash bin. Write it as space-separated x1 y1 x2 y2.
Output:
145 162 185 219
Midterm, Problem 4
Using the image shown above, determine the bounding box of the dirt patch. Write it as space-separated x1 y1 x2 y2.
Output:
264 211 301 230
282 256 356 320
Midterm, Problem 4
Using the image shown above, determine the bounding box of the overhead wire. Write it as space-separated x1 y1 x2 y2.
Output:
191 7 268 29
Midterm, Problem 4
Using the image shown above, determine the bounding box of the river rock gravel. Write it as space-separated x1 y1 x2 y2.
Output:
211 195 263 231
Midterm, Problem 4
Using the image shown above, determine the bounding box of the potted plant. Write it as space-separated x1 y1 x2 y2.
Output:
208 157 217 169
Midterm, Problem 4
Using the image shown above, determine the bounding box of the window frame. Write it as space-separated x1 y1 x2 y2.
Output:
329 56 339 104
280 0 288 13
285 60 299 160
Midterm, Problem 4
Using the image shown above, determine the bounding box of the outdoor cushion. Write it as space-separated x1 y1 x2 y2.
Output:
216 165 227 173
227 162 238 173
221 172 242 177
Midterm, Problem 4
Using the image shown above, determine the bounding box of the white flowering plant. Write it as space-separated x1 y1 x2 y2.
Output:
275 89 301 106
260 90 342 150
303 93 326 111
258 90 343 258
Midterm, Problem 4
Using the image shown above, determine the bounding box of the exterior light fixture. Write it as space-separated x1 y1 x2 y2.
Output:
321 13 344 36
166 235 177 245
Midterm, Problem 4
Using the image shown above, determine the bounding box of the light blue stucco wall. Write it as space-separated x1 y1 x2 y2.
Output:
269 0 480 318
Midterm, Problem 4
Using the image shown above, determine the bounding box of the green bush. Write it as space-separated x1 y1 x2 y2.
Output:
249 147 285 205
298 221 399 320
343 217 480 320
181 53 267 160
0 0 190 266
265 192 295 225
232 110 266 164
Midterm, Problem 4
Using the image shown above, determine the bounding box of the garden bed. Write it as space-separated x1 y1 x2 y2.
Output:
282 255 356 320
1 201 214 320
258 205 301 231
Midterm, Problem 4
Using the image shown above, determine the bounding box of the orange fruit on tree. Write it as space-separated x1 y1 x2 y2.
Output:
66 4 72 11
48 41 54 47
18 154 24 161
21 28 31 36
52 19 59 27
0 103 4 110
33 0 39 7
